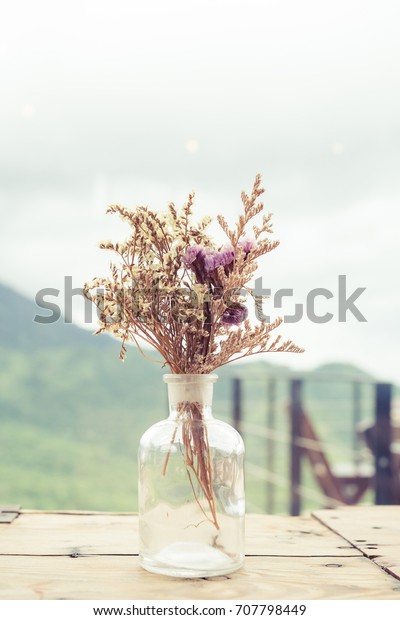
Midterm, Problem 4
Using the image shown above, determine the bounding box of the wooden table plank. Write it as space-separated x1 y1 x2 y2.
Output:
313 506 400 582
0 512 361 558
245 514 360 557
0 505 21 524
2 508 399 600
0 513 135 557
0 555 399 600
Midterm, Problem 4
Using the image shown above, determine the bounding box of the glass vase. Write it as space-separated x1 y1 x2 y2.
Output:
138 373 245 578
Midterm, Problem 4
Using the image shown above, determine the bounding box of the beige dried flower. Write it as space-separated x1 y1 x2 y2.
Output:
84 174 303 372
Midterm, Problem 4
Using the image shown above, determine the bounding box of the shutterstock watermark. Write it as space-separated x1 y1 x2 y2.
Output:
34 275 367 325
252 275 366 324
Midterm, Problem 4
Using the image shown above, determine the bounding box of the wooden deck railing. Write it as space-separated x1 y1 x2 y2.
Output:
231 376 397 515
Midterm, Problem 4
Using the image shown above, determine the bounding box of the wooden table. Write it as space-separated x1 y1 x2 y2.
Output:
1 506 400 600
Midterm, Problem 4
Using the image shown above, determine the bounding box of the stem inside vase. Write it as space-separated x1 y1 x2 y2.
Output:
163 400 220 530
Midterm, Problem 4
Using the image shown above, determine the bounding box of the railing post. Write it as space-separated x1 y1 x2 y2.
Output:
266 378 276 514
290 378 303 516
375 382 393 504
352 381 362 467
232 378 242 435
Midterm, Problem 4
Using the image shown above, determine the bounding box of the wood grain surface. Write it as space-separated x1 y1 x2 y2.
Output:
313 506 400 582
0 512 361 557
1 509 399 600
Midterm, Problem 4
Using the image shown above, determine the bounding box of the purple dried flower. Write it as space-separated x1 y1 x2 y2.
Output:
182 245 216 282
183 243 235 283
182 244 203 267
238 238 256 254
216 244 235 268
202 247 218 272
222 303 248 325
183 245 233 272
203 244 235 273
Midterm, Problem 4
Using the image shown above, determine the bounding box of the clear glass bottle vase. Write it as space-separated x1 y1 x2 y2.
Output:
138 373 245 578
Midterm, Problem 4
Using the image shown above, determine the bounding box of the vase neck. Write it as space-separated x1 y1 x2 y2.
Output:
168 403 214 421
163 374 217 421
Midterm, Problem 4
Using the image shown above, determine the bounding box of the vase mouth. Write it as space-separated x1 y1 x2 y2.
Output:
163 373 218 384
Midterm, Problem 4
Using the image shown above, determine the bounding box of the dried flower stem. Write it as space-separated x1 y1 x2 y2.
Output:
163 401 219 529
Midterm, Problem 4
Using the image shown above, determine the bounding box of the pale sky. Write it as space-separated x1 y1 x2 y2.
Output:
1 0 399 382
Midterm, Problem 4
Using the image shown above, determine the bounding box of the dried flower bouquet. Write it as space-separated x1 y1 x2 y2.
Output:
84 175 303 527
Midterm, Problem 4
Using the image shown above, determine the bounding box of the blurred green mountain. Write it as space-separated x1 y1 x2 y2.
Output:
0 282 113 350
0 282 383 513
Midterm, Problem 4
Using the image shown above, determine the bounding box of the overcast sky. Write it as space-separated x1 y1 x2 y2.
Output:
1 0 399 381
